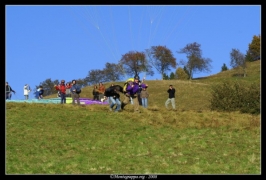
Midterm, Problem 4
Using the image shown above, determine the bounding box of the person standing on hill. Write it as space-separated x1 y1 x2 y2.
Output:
165 85 176 110
6 82 16 100
54 80 71 104
92 85 100 101
66 82 72 97
38 86 44 99
98 82 106 101
23 84 31 100
70 80 80 105
140 86 149 108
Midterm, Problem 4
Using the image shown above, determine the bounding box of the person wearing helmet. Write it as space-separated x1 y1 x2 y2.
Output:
121 74 148 113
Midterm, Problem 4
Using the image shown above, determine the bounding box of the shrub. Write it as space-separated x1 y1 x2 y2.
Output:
209 81 260 114
176 67 189 80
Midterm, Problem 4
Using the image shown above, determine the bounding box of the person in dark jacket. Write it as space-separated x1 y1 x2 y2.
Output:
38 86 44 99
6 82 16 100
92 85 100 101
165 85 176 110
104 85 123 112
70 80 80 105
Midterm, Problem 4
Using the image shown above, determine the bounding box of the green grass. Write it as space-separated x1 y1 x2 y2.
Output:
6 61 261 174
197 60 261 84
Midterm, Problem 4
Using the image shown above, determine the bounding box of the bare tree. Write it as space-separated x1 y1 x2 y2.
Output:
102 62 124 82
230 48 247 77
146 45 176 80
119 51 154 77
76 78 89 87
85 69 105 85
177 42 212 80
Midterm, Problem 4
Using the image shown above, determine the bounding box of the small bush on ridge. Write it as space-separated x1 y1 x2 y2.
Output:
209 81 260 114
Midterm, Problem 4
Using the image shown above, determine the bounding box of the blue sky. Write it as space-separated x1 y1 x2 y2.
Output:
6 5 261 100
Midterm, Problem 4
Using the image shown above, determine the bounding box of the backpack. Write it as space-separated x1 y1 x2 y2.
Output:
76 89 81 94
123 78 134 93
76 85 81 94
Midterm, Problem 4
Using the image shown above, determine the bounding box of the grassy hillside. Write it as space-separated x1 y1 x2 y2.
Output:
196 60 260 84
6 60 261 174
45 60 261 112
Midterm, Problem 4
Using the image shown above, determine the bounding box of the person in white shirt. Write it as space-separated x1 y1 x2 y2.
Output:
23 84 30 100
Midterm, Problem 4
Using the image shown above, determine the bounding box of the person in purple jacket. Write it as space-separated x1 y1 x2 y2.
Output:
121 74 148 113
